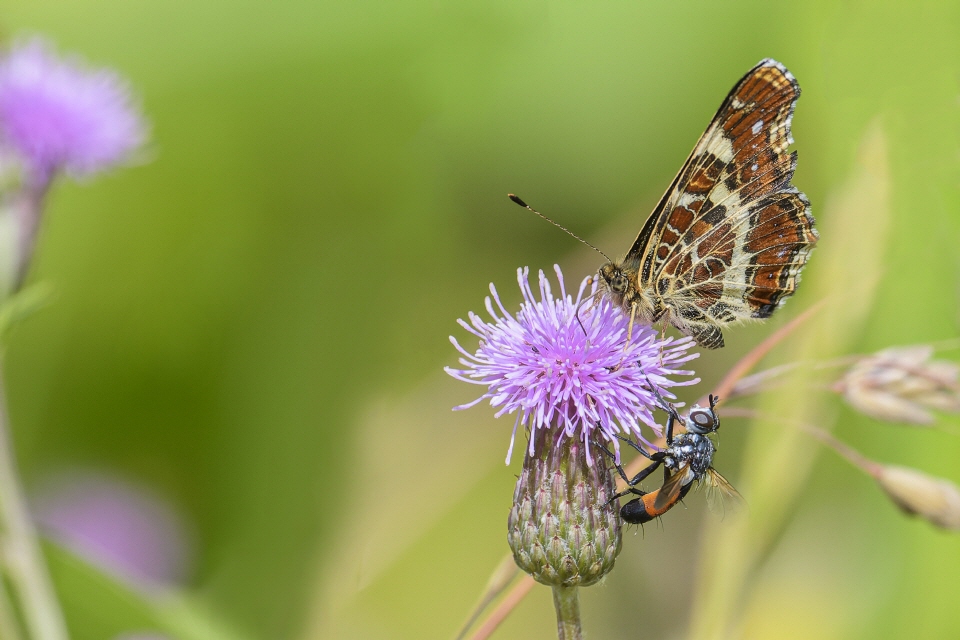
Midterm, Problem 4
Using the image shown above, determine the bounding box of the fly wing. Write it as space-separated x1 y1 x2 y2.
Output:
653 462 691 512
704 467 746 517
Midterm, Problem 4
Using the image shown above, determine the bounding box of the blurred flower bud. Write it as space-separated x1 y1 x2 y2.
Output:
507 429 621 586
837 345 960 424
33 470 193 591
874 464 960 531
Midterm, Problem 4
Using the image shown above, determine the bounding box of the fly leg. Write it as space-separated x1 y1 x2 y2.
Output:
663 408 678 444
645 377 683 443
611 433 658 459
592 439 664 504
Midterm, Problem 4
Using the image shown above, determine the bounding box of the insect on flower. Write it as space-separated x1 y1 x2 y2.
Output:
595 389 743 524
447 266 702 588
512 59 818 349
446 266 700 464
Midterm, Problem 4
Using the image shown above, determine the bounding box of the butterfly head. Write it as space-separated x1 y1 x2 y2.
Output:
599 262 630 296
685 394 720 435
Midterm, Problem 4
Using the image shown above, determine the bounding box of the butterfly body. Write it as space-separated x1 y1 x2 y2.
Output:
599 259 717 348
598 261 661 320
599 59 819 349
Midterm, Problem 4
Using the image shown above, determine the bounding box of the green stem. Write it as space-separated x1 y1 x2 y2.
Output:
0 365 68 640
0 577 24 640
551 586 582 640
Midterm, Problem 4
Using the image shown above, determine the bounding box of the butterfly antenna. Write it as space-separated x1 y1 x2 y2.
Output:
574 294 591 337
508 194 612 262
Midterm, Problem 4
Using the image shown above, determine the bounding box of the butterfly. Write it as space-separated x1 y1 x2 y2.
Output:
598 59 819 349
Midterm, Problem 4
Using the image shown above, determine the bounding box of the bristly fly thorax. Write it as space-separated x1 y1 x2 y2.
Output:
661 398 720 478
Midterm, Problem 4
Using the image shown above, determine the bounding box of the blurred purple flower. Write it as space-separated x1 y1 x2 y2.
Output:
32 470 192 590
446 266 699 463
0 37 146 183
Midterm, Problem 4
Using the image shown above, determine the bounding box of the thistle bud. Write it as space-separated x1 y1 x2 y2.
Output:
874 464 960 531
508 428 621 586
838 346 960 424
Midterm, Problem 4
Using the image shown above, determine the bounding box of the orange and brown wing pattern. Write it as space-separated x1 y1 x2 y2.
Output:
635 59 818 348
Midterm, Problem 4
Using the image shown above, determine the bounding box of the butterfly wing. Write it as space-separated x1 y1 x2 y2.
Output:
653 461 692 512
628 59 818 348
704 467 746 517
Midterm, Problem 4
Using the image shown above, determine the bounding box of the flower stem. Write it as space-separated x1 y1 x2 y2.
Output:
468 576 535 640
0 365 68 640
0 577 24 640
551 586 582 640
12 181 47 292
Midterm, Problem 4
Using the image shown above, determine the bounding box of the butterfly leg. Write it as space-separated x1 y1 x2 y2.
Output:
658 321 667 366
624 302 638 349
575 290 602 337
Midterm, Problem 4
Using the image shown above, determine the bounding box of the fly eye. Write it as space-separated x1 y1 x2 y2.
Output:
692 411 713 427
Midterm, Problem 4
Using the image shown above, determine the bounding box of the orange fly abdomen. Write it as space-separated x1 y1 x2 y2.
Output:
620 490 677 524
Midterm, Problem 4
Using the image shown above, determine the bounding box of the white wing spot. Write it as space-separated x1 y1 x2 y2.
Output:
677 192 703 209
706 132 736 163
710 182 732 205
752 120 764 135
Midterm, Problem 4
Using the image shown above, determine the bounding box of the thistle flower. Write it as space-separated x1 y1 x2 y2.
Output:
0 37 147 183
447 266 699 465
0 36 149 294
837 345 960 425
447 266 699 599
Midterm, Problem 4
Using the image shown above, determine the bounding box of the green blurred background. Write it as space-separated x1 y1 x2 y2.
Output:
2 1 960 639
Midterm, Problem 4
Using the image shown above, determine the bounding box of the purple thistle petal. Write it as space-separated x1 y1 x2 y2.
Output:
447 266 700 464
0 37 147 182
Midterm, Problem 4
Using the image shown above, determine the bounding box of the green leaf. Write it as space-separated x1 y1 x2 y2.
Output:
0 283 55 346
45 542 251 640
